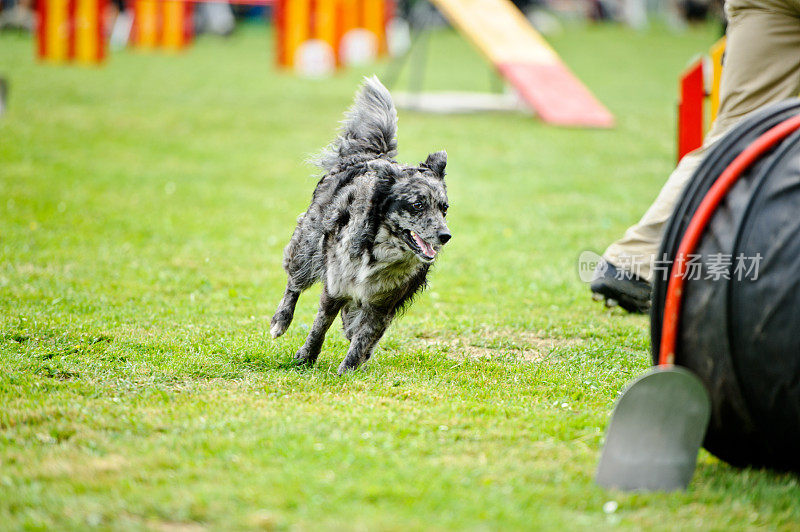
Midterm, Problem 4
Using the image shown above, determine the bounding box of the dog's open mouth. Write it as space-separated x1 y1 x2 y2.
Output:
404 230 437 261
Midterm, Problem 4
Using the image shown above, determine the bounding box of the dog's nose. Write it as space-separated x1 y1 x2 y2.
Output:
438 231 452 245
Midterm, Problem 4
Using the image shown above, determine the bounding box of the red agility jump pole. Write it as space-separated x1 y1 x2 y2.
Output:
677 58 704 163
676 38 727 162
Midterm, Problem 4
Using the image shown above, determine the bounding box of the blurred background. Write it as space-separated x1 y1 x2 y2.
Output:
0 0 724 45
0 0 724 331
0 1 743 529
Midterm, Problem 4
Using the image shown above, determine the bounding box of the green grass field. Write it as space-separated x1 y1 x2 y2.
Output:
2 21 800 530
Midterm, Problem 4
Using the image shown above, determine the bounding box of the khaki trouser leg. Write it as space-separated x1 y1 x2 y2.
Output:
604 0 800 282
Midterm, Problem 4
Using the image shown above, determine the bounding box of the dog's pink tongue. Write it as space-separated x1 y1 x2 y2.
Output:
413 233 437 258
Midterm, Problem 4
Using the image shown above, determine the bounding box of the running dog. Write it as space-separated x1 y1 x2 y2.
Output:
270 76 451 374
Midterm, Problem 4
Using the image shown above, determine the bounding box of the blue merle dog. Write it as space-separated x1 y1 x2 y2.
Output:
270 76 451 374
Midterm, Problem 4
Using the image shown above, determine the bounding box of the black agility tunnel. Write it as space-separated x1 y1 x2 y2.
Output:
651 99 800 471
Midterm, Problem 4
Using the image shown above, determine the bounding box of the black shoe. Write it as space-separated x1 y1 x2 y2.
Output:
590 259 652 314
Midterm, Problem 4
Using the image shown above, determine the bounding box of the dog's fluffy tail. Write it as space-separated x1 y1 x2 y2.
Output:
314 76 398 171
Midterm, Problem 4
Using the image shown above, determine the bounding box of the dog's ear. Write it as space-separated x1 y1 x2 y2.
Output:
421 151 447 179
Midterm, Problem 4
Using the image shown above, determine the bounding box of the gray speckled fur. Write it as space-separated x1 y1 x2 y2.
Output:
270 76 451 375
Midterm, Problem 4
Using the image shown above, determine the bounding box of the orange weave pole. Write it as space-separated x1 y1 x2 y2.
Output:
37 0 107 64
130 0 193 51
275 0 392 70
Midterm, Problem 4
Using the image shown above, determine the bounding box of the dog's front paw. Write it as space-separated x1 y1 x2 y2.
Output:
337 358 361 375
293 347 317 366
270 314 290 339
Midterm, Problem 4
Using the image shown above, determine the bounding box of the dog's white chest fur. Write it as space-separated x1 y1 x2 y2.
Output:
326 226 421 303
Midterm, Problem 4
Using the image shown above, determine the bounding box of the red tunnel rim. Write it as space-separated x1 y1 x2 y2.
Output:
659 113 800 367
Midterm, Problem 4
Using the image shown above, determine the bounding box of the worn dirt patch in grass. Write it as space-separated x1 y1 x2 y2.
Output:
414 330 584 363
119 513 207 532
34 454 129 480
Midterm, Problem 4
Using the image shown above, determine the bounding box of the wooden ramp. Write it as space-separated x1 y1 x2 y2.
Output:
431 0 614 128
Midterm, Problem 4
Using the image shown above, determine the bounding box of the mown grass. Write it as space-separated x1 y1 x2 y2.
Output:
2 21 799 530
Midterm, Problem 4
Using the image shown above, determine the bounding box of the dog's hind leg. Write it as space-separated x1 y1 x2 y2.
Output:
270 285 301 338
340 303 356 341
337 307 390 375
272 215 321 338
294 288 344 366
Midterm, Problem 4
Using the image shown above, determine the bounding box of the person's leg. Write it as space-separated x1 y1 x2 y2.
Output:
603 138 717 282
595 0 800 310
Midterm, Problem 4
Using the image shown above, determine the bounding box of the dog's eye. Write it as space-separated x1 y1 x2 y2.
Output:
412 202 425 211
442 204 448 215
